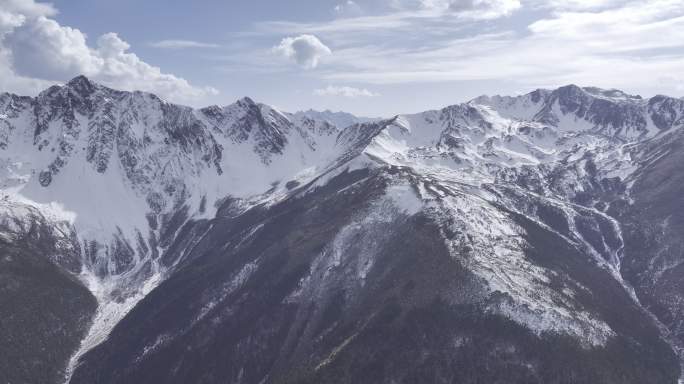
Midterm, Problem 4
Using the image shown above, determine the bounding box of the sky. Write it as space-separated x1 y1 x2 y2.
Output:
1 0 683 117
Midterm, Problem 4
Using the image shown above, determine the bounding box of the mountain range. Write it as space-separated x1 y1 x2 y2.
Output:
2 76 684 383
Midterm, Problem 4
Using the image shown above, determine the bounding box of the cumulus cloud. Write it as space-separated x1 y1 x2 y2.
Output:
273 34 332 69
2 0 56 18
314 85 379 97
7 16 103 80
150 39 220 49
0 0 216 104
0 10 26 34
93 33 219 101
0 0 54 35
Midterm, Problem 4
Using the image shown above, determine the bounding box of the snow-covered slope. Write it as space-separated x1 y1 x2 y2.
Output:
4 77 684 384
292 109 377 129
0 77 355 278
0 76 362 381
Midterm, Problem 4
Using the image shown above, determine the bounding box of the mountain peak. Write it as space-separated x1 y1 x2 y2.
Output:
476 85 642 107
553 84 587 99
236 96 257 108
67 74 93 85
558 83 583 91
5 78 684 384
65 75 98 94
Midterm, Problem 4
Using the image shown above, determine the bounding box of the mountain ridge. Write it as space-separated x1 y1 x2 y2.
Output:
2 76 684 383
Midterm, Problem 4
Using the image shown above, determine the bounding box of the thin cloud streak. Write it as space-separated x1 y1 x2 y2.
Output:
314 85 379 97
150 39 220 49
242 0 684 98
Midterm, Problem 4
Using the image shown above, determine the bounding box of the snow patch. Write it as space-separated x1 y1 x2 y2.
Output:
424 181 615 347
387 184 422 215
63 267 163 383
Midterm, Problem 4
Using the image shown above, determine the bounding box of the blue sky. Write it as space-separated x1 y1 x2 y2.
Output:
1 0 684 116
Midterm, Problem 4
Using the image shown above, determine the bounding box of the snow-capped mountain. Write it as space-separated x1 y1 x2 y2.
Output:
292 109 377 129
3 77 684 384
0 76 352 382
1 76 352 277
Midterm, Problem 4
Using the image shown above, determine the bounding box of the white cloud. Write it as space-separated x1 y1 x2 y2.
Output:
0 0 217 104
150 39 220 49
7 16 103 79
389 0 521 18
273 34 332 69
657 76 684 93
94 33 219 101
259 0 684 98
314 85 379 97
448 0 521 19
533 0 627 11
2 0 56 18
334 1 364 17
255 0 520 49
0 10 26 34
0 0 54 35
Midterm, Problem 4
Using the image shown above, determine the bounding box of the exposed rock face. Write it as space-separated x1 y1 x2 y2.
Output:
2 77 684 383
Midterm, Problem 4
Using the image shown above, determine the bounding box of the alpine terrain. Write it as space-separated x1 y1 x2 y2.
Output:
2 76 684 384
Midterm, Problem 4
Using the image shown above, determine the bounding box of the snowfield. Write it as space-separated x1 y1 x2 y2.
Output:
3 77 684 382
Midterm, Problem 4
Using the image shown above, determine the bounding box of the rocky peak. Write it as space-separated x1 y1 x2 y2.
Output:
545 84 595 116
0 92 31 118
472 85 661 138
553 83 586 99
235 96 256 108
200 97 296 161
529 88 552 104
66 75 98 96
8 78 684 384
648 94 684 130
